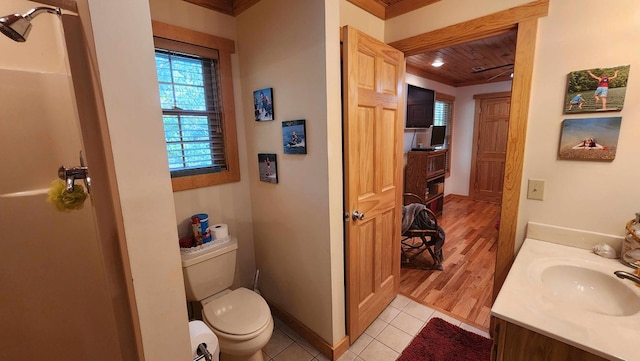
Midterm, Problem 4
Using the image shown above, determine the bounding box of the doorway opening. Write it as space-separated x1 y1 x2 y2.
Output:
391 4 546 333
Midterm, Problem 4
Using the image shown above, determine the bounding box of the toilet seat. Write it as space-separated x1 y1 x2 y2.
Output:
203 288 270 337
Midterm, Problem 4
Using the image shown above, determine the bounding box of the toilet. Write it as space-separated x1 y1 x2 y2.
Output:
181 237 273 361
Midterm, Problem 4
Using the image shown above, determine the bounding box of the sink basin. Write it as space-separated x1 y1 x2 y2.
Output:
493 234 640 361
540 264 640 316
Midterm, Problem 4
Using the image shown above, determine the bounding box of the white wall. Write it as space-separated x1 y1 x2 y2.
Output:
149 0 236 40
83 0 191 359
516 0 640 247
325 0 347 343
148 0 256 290
339 0 385 41
237 0 345 345
384 0 531 43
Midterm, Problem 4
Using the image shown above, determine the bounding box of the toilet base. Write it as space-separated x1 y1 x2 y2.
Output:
207 313 273 361
220 350 263 361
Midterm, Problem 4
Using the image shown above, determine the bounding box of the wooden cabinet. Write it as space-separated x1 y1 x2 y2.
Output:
491 318 608 361
404 150 447 216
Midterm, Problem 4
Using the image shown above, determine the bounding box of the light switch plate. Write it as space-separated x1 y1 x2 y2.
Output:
527 179 545 200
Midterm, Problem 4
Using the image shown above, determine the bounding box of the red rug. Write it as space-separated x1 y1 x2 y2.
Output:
397 317 492 361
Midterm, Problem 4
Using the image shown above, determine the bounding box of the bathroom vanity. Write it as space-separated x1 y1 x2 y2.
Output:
492 318 607 361
491 223 640 361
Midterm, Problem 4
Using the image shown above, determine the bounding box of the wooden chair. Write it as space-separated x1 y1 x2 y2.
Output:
401 193 444 270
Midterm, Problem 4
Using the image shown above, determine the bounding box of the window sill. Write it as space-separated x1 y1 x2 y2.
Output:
171 168 240 191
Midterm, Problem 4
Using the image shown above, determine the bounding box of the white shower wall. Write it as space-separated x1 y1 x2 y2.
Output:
1 0 68 73
0 2 124 359
0 70 82 192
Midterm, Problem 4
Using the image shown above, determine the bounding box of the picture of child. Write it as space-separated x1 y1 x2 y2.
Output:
568 94 585 110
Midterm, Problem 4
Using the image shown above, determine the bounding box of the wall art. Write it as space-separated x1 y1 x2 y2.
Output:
564 65 630 114
258 153 278 183
254 88 274 121
558 117 622 161
282 119 307 154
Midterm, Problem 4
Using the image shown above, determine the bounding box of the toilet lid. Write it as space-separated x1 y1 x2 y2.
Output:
203 288 270 335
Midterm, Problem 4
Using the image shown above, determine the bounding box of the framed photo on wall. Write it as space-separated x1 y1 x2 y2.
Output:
282 120 307 154
558 117 622 161
258 153 278 183
254 88 274 121
564 65 630 114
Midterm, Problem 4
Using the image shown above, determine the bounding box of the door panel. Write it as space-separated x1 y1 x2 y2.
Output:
380 208 396 281
380 109 396 187
357 107 375 195
357 219 375 301
471 96 510 204
343 26 405 342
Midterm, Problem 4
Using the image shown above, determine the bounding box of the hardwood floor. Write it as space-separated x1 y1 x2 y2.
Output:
399 194 500 331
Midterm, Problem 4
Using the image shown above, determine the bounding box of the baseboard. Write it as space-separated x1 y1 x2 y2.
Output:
266 299 349 361
444 193 469 200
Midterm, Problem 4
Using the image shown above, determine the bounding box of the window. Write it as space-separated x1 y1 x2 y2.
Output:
155 49 223 176
434 92 454 176
152 21 240 191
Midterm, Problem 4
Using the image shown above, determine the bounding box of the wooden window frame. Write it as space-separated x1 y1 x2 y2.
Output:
152 21 240 191
435 92 454 177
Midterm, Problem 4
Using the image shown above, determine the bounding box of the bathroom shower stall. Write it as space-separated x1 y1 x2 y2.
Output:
0 1 137 359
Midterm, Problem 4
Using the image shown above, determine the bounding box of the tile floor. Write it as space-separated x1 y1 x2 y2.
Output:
262 294 491 361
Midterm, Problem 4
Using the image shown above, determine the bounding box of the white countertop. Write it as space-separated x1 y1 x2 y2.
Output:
492 237 640 361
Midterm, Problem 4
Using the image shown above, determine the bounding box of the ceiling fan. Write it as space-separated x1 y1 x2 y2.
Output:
471 63 514 73
472 63 515 81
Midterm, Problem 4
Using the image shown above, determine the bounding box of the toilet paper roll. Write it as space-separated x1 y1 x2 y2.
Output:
210 223 229 241
189 320 219 360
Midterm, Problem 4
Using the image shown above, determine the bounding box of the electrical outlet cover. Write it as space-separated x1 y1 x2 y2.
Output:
527 179 545 201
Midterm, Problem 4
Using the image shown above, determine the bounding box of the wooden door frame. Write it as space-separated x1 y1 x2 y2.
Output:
468 91 512 201
389 0 548 305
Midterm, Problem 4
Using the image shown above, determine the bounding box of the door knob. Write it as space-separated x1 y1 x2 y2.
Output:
352 210 365 221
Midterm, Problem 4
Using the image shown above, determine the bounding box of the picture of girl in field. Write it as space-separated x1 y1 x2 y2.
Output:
564 65 630 114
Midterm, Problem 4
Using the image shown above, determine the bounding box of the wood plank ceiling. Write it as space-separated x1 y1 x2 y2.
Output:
347 0 442 19
183 0 516 87
185 0 441 18
406 30 517 87
182 0 262 16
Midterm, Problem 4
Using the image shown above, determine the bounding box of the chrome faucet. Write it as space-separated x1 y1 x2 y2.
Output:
614 271 640 286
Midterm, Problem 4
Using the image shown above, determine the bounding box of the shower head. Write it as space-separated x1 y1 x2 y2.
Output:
0 7 61 42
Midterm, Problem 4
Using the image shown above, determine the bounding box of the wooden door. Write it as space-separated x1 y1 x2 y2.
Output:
470 94 511 204
343 26 405 342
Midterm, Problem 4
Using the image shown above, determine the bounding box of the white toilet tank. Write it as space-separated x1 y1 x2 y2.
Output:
181 237 237 302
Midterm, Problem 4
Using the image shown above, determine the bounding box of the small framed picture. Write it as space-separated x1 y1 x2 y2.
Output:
558 117 622 161
564 65 630 114
254 88 274 121
282 120 307 154
258 153 278 183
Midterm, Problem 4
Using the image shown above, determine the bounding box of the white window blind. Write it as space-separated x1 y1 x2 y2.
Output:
434 99 453 173
434 100 452 146
154 46 227 178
